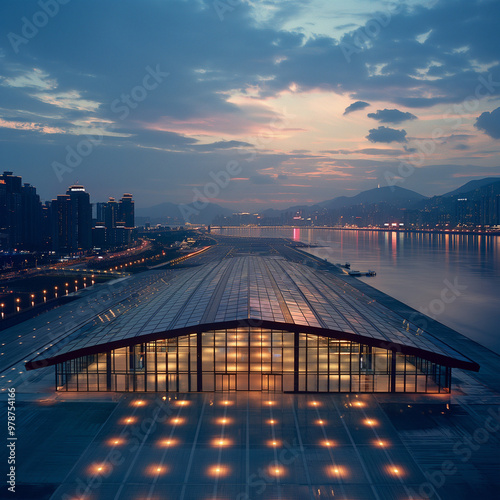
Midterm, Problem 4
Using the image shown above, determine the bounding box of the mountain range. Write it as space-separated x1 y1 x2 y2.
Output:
136 177 500 224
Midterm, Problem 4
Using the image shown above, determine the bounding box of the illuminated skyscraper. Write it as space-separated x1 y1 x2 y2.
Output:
119 193 135 228
66 185 92 251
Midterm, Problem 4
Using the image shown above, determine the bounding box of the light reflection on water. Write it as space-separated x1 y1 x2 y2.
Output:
215 227 500 354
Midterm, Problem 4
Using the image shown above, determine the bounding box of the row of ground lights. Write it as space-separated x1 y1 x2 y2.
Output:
88 398 404 482
0 277 96 317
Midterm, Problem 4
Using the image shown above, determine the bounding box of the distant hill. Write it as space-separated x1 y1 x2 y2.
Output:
135 201 233 225
315 185 426 211
442 177 500 197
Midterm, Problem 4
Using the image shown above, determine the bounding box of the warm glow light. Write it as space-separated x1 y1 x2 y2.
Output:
107 438 125 446
132 400 145 407
268 464 285 477
146 464 168 476
353 401 365 407
221 400 233 406
375 440 388 447
322 440 334 447
212 438 232 447
265 401 275 406
383 464 404 477
216 417 232 425
267 439 281 447
316 419 325 425
171 417 185 425
159 438 178 447
207 465 230 477
326 465 348 478
89 463 109 475
176 400 189 406
267 419 276 425
310 401 320 407
364 419 378 427
120 417 137 425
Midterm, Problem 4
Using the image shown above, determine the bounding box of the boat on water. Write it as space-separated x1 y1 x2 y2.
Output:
348 269 376 277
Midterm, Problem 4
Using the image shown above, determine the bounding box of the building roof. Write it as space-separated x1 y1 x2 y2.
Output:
25 256 479 371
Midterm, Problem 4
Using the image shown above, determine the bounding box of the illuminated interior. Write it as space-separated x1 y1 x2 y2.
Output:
55 327 451 393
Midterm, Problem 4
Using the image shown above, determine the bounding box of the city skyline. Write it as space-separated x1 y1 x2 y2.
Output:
1 0 499 211
0 170 135 252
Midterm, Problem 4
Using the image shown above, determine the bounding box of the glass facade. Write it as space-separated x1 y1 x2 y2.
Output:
56 328 451 393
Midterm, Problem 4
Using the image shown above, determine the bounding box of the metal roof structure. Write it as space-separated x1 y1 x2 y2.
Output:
25 255 479 371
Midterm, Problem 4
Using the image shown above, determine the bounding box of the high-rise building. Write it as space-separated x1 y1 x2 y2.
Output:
0 172 43 250
119 193 135 228
66 185 92 251
21 183 42 250
52 185 92 253
0 171 23 249
52 194 72 253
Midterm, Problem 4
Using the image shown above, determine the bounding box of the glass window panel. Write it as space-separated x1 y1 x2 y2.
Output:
283 348 294 372
283 374 294 392
237 374 248 390
329 375 339 392
307 374 317 392
340 375 350 392
203 373 214 391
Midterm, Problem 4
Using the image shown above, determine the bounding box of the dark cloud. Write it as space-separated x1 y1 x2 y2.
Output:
367 109 417 124
366 127 407 143
343 101 370 115
249 174 277 185
0 0 498 210
453 144 470 150
475 107 500 139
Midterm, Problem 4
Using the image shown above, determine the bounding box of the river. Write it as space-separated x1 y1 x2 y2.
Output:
213 227 500 355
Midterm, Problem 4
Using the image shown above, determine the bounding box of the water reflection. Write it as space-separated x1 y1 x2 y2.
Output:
214 227 500 354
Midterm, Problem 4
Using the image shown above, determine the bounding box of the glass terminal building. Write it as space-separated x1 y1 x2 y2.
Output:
26 256 479 393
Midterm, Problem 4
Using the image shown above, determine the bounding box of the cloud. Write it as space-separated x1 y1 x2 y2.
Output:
321 148 404 156
194 140 253 152
367 109 417 124
356 148 405 156
343 101 370 115
366 126 407 143
0 0 499 211
249 174 277 185
453 144 470 150
1 68 57 90
475 107 500 139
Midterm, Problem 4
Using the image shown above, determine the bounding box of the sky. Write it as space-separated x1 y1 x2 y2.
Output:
1 0 500 211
